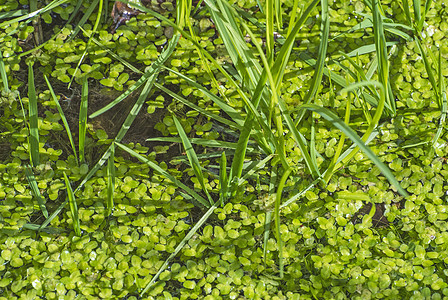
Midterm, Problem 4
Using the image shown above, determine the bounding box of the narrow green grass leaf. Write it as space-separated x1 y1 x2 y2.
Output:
90 34 181 118
68 0 102 88
263 164 277 265
206 0 263 93
303 0 329 104
85 30 142 74
401 0 412 25
173 116 214 206
219 152 228 206
413 0 421 27
79 76 88 163
106 145 115 216
146 137 240 149
44 75 79 164
266 0 274 60
274 0 282 29
346 42 397 57
432 50 447 147
28 62 39 167
63 172 81 237
414 38 439 103
67 0 100 42
274 168 292 278
300 104 408 197
278 97 320 178
0 49 8 92
299 52 381 110
280 177 321 209
0 0 68 30
116 142 210 208
240 155 274 183
372 0 395 115
324 91 352 182
0 10 28 20
331 12 412 42
176 0 191 28
263 211 272 265
140 202 218 297
25 165 48 218
154 81 241 130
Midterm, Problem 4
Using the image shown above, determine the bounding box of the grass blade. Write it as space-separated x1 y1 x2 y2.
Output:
0 0 68 30
44 75 78 164
431 50 447 147
25 165 48 218
147 137 243 150
274 167 292 278
67 0 101 42
68 0 102 88
140 202 218 296
372 0 395 115
219 152 228 206
28 62 39 167
79 76 88 163
116 142 210 208
106 145 115 216
154 80 241 130
63 172 81 237
172 115 214 206
0 48 8 92
90 34 181 118
303 0 329 104
300 103 408 197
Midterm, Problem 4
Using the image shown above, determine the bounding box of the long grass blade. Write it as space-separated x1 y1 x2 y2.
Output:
44 75 79 164
173 115 214 206
116 142 210 207
147 137 240 149
0 0 68 30
68 0 102 88
79 76 88 163
25 165 48 218
266 0 274 61
263 210 272 265
401 0 412 25
63 172 81 237
67 0 101 42
154 80 241 129
414 38 439 104
90 34 181 118
0 10 28 20
219 152 228 206
274 167 292 278
300 103 408 197
28 62 39 167
140 202 218 296
106 145 115 216
303 0 329 104
0 49 8 92
432 50 446 147
372 0 395 115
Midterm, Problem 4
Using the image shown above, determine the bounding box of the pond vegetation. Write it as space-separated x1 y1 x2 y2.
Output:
1 0 448 299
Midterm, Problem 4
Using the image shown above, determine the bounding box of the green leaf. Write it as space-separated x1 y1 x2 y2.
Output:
27 62 39 167
24 165 48 218
45 75 78 164
64 172 81 237
300 104 408 197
